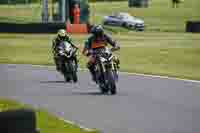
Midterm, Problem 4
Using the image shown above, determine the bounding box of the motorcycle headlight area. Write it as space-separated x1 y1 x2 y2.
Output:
100 55 113 63
100 57 107 63
59 50 65 55
65 47 72 52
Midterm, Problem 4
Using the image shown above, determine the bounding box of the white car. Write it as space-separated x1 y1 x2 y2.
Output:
103 12 145 31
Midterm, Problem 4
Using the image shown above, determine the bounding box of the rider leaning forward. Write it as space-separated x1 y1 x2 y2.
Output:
82 25 120 82
52 26 120 82
52 29 78 72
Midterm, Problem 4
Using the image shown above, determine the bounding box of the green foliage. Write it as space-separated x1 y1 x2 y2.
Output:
0 0 199 32
0 0 39 4
80 0 90 23
88 0 127 2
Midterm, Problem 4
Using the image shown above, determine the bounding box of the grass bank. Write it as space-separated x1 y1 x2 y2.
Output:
0 0 200 32
90 0 200 32
0 98 99 133
0 33 200 80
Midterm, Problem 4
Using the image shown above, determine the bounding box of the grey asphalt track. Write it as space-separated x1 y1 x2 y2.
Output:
0 64 200 133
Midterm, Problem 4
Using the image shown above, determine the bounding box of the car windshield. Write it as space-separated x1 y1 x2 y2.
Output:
122 15 135 20
111 12 136 20
118 13 133 19
122 15 129 19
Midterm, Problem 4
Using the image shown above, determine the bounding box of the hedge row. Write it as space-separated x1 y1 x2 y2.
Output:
186 21 200 33
0 22 66 33
88 0 127 2
0 0 39 4
0 0 126 4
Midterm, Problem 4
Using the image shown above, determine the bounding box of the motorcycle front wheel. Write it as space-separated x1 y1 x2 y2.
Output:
63 61 72 82
107 70 117 95
72 70 78 83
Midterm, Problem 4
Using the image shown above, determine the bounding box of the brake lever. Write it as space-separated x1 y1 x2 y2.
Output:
111 48 115 52
86 49 94 57
111 46 120 52
86 52 91 57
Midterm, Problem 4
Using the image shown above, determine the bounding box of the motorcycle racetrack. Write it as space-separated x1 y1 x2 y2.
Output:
0 64 200 133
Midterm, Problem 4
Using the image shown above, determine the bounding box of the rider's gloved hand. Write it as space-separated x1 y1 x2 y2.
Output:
59 50 65 56
86 53 89 57
73 47 78 53
86 49 93 57
111 45 120 52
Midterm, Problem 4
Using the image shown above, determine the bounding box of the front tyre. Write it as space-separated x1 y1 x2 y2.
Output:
107 71 117 95
100 83 109 94
63 61 73 83
64 73 71 82
72 71 78 83
61 62 70 82
98 72 109 94
110 82 116 95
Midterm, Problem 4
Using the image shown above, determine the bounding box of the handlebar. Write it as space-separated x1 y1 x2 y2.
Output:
86 47 115 57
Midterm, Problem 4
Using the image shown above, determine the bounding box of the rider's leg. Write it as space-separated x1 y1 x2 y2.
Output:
73 55 78 70
87 56 96 81
54 57 61 71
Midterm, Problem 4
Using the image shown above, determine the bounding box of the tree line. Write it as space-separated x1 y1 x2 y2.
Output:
0 0 127 5
0 0 39 4
88 0 126 2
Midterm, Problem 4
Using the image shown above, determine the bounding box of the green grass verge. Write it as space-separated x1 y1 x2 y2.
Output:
0 0 200 32
0 33 200 80
0 4 42 23
90 0 200 32
0 98 99 133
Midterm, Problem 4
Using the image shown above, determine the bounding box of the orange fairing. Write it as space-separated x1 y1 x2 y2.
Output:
91 41 106 49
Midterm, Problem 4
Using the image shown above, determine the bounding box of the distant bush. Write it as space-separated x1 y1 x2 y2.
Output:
89 0 127 2
0 0 39 4
0 0 8 4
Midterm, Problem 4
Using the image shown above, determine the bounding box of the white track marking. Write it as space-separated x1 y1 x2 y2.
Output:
57 117 99 132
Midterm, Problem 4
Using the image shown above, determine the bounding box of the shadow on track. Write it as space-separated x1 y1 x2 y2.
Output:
71 91 105 96
40 81 67 84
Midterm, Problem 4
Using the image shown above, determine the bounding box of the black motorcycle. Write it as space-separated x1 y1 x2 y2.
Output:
58 41 78 83
91 47 119 95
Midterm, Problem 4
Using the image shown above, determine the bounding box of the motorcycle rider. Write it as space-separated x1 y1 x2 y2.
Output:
52 29 78 72
82 25 120 82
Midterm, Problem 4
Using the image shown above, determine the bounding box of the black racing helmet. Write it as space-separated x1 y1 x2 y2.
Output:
91 25 104 37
